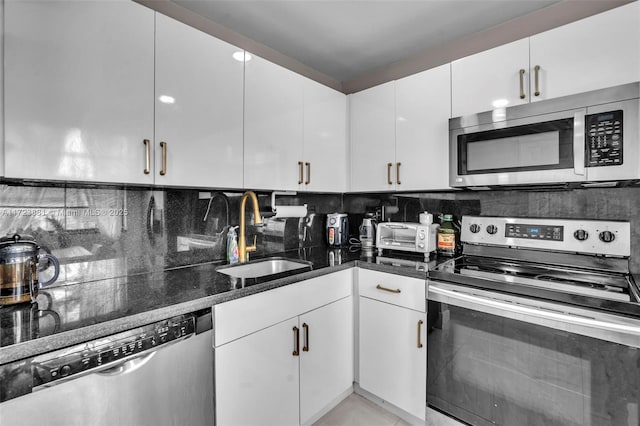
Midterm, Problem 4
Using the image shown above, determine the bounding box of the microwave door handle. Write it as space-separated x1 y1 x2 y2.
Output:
573 111 586 176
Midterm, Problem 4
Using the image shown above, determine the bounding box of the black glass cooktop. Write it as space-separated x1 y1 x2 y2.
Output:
433 255 637 305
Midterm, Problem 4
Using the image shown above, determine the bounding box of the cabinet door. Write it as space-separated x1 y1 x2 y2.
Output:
451 38 530 117
299 296 354 424
154 14 243 188
244 55 304 191
302 79 347 192
215 317 300 426
4 1 154 184
0 0 4 177
350 82 396 192
395 65 451 191
529 2 640 102
359 297 426 421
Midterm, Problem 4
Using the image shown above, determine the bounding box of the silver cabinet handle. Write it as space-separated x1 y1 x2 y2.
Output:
519 69 526 100
396 162 401 185
387 163 393 185
534 65 541 97
417 320 423 348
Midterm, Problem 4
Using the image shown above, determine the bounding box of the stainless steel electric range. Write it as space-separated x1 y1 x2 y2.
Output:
427 216 640 426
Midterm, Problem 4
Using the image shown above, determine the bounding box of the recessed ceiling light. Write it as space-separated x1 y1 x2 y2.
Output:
158 95 175 104
232 51 252 62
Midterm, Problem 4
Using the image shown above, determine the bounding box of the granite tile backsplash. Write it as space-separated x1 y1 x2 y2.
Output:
345 186 640 272
2 182 639 287
0 183 342 286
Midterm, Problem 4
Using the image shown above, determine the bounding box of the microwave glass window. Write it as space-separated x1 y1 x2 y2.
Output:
458 118 574 175
467 131 560 171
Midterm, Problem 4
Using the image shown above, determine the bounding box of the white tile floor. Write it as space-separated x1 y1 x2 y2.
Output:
312 393 465 426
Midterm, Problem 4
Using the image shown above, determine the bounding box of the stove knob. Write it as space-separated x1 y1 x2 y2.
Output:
599 230 615 243
469 224 481 233
573 229 589 241
486 225 498 235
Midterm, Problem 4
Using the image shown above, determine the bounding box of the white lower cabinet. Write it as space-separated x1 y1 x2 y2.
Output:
299 296 354 424
357 270 427 422
214 270 354 426
215 317 301 426
359 297 427 421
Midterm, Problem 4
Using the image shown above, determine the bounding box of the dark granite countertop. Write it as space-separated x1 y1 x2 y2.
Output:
0 246 438 365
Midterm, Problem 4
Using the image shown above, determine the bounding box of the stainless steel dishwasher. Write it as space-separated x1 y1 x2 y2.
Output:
0 309 214 426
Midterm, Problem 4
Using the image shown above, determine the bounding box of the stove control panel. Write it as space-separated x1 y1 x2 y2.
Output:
505 223 563 241
462 216 630 257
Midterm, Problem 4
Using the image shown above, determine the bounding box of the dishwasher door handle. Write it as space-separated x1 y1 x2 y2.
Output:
97 352 157 377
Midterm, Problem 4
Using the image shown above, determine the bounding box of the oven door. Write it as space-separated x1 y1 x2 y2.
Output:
427 281 640 426
450 108 586 188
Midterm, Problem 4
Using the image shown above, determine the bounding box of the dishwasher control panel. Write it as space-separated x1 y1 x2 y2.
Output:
31 314 196 388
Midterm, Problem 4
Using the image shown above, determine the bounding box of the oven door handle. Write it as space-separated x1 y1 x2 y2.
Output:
428 283 640 348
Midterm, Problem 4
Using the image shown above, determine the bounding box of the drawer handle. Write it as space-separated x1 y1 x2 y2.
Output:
519 69 526 100
376 284 401 294
417 320 424 348
302 322 309 352
293 326 300 356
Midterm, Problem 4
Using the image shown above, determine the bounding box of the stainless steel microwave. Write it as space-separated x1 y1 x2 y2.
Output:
449 82 640 188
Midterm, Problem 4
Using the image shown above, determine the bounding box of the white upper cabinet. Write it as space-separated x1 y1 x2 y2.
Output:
451 39 530 117
302 79 348 192
350 66 452 192
452 2 640 117
350 81 396 192
244 57 347 192
4 1 155 184
244 55 304 191
154 14 244 188
0 0 4 177
529 1 640 102
395 64 451 191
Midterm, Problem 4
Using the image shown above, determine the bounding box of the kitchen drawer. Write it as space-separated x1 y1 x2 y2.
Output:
214 268 353 346
358 269 425 312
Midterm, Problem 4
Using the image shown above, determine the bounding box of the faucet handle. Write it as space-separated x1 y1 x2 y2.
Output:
246 235 258 253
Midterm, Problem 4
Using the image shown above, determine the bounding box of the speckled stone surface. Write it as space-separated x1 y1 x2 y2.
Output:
0 248 438 365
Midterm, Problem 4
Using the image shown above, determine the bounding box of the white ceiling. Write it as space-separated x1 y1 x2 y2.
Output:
173 0 561 83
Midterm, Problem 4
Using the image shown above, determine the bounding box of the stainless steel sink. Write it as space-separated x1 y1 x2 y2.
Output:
217 258 312 279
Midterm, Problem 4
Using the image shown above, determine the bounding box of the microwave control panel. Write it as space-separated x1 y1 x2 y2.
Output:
585 110 623 167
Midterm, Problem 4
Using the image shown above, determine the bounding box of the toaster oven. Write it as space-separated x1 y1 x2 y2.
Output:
376 222 438 260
